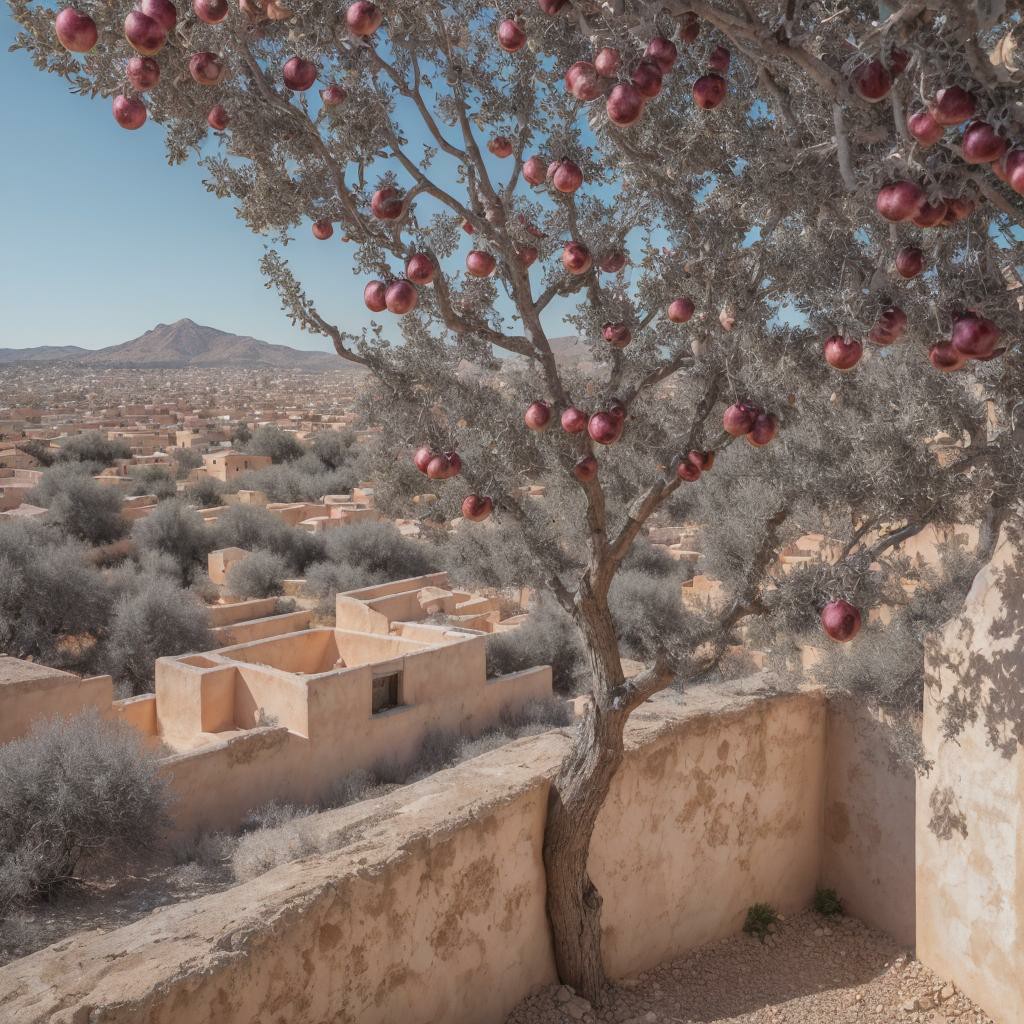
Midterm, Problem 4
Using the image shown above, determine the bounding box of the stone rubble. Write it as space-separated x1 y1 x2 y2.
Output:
505 912 994 1024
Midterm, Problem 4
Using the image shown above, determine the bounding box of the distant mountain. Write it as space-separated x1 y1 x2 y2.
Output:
0 345 88 365
0 320 357 371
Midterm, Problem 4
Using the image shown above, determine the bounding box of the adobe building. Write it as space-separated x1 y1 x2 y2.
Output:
201 450 273 482
336 572 524 634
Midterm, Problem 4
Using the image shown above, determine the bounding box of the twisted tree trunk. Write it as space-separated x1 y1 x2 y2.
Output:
542 584 656 1003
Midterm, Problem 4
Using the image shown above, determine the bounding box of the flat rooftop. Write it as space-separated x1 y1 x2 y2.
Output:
0 656 79 687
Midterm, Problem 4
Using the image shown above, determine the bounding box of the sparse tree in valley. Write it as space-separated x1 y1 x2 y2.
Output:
9 0 1024 997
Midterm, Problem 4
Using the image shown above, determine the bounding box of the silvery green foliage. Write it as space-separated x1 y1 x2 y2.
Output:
8 0 1024 738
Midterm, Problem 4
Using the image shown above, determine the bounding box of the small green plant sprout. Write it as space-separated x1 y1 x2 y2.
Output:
812 887 844 917
742 902 779 942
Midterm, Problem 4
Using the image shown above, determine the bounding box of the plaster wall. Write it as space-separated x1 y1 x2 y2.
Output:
916 526 1024 1024
0 687 826 1024
0 659 112 744
821 698 917 945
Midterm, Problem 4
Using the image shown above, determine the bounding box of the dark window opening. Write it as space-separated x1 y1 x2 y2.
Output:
372 671 403 714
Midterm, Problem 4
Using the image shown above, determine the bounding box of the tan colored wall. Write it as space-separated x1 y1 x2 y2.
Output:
821 698 917 946
209 610 312 646
0 687 826 1024
0 660 113 745
916 526 1024 1024
207 598 280 627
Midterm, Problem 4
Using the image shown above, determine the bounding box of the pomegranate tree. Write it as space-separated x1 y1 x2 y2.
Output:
11 0 1023 1005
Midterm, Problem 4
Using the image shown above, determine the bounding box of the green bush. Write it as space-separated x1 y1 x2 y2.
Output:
812 886 843 917
742 902 779 942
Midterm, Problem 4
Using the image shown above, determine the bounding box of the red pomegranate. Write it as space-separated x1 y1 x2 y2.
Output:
561 406 588 433
689 450 714 471
425 454 451 480
708 46 731 73
363 280 387 312
537 0 567 13
113 95 147 130
631 60 663 99
466 250 496 277
602 322 632 348
207 104 230 131
929 343 966 372
189 52 226 86
488 136 513 158
283 57 316 91
962 121 1007 165
912 201 947 228
523 156 547 186
497 19 526 52
951 314 999 359
320 85 347 106
346 0 382 35
821 600 861 642
311 219 333 240
588 411 620 445
667 297 695 323
561 242 592 275
370 186 403 220
565 61 600 101
413 447 434 474
549 159 584 193
606 83 645 126
930 86 976 126
55 8 98 52
723 402 758 436
852 59 891 102
895 246 924 279
908 110 944 147
384 280 417 315
746 412 778 447
594 47 620 77
644 36 677 73
599 250 627 273
140 0 176 31
524 401 551 431
693 74 726 110
462 495 493 522
405 253 435 285
679 11 700 43
517 246 539 267
1004 150 1024 194
872 308 907 345
194 0 229 23
823 335 863 371
875 180 925 222
124 11 166 56
889 49 910 76
127 56 160 91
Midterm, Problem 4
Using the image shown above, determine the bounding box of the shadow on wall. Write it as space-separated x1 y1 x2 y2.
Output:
929 517 1024 767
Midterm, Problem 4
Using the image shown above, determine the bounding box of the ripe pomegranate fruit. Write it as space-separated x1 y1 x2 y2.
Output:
606 83 645 126
824 335 863 371
930 86 976 126
908 110 944 147
462 495 493 522
852 59 891 102
821 600 861 642
602 322 632 348
497 19 526 52
561 407 588 433
746 412 778 447
405 253 435 285
524 401 552 431
573 455 599 482
644 36 677 73
951 313 999 359
283 57 317 91
549 159 583 193
127 56 160 91
594 47 620 77
875 180 926 222
667 297 695 323
962 121 1007 165
346 0 382 35
929 343 966 372
113 95 147 130
466 250 496 277
895 246 924 278
561 242 592 275
693 74 726 109
370 186 403 220
723 402 758 436
55 8 98 52
363 280 387 312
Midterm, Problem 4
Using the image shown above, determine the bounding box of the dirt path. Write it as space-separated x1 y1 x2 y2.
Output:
506 911 993 1024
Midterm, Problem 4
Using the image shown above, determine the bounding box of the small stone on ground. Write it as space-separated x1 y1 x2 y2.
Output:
505 911 993 1024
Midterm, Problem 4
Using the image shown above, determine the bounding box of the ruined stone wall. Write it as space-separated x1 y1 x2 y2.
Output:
0 686 827 1024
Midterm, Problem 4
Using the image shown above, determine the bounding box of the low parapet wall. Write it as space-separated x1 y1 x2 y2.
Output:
0 685 830 1024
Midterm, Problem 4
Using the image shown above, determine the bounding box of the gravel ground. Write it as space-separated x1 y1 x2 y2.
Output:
506 911 994 1024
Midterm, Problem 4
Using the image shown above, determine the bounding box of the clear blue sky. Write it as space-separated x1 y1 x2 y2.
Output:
0 8 389 352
